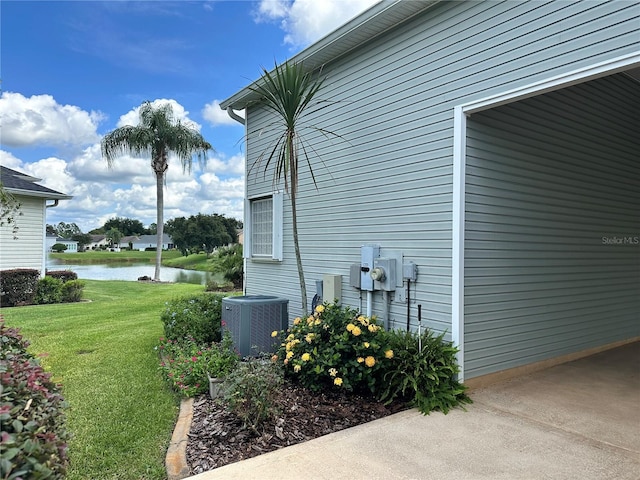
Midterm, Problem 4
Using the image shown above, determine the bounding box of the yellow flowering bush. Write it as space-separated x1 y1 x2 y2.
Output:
273 303 392 393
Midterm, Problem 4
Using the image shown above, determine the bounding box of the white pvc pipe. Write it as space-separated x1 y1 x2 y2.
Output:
366 290 373 318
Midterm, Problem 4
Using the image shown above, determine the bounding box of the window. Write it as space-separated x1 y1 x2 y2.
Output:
251 197 272 256
246 192 283 260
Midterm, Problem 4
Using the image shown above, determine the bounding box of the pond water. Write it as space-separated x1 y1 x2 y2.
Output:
46 259 219 285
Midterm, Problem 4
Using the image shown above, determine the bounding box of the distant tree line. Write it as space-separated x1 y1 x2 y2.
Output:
165 214 241 256
47 214 241 253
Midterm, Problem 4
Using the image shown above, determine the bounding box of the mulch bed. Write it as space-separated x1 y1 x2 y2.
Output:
186 380 408 475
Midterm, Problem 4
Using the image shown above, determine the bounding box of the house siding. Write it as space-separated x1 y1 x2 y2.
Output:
464 73 640 377
0 196 46 273
243 0 639 345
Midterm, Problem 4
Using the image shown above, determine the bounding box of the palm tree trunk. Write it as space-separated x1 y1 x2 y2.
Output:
288 134 307 313
154 170 164 281
290 187 307 314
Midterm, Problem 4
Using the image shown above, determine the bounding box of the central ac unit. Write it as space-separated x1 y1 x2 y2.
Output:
221 295 289 357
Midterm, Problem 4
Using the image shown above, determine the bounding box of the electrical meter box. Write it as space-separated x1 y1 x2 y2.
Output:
360 245 380 291
373 257 397 291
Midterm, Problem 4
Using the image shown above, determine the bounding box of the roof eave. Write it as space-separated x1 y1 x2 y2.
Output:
6 187 73 200
220 0 440 111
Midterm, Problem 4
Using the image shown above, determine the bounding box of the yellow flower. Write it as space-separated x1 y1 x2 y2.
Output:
365 356 376 367
368 324 376 332
294 364 301 373
287 334 295 341
305 333 315 343
385 349 394 359
307 316 315 324
334 377 343 386
357 357 364 363
271 330 278 337
352 326 362 336
285 342 292 352
301 352 311 362
346 323 355 332
357 315 367 324
286 351 294 360
271 354 278 363
329 368 338 377
315 304 325 313
293 317 302 325
314 319 321 326
363 342 370 348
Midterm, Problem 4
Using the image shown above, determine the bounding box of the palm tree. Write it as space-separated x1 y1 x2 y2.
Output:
101 101 212 281
249 61 339 313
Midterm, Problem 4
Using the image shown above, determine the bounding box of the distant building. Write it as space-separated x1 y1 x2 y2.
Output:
1 165 72 275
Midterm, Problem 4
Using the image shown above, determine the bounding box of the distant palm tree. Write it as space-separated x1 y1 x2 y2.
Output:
249 61 340 313
101 101 212 281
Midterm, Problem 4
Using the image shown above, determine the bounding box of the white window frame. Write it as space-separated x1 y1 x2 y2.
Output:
245 191 283 261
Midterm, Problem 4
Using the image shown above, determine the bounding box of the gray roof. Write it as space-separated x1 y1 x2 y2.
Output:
133 234 172 244
220 0 440 111
1 165 72 200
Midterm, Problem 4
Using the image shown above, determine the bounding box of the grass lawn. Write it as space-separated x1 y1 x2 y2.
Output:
2 280 204 479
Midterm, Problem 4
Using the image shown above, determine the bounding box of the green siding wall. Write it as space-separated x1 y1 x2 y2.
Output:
243 0 640 359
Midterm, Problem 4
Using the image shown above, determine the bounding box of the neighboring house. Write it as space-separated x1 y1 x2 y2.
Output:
88 234 108 250
130 234 174 251
0 165 72 275
221 1 640 383
46 235 78 252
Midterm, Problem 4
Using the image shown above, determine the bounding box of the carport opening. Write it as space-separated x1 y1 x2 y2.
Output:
460 66 640 380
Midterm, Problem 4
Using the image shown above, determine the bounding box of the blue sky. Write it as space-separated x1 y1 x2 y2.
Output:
1 0 378 232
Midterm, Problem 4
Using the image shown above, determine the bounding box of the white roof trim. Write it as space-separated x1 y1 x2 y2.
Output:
463 51 640 115
6 187 72 200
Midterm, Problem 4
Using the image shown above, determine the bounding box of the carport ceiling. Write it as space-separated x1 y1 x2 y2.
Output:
624 66 640 83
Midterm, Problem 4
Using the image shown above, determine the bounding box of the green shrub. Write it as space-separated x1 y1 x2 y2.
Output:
273 303 393 395
35 276 63 305
158 332 239 397
223 358 282 434
215 244 243 289
378 329 471 414
46 270 78 282
0 269 40 307
0 317 69 478
60 280 85 303
160 293 225 344
51 243 67 253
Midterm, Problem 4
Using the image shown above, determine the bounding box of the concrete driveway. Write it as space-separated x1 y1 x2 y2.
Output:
189 341 640 480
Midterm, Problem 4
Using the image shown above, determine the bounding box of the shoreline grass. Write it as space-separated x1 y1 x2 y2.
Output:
51 250 220 273
2 280 204 479
50 250 183 264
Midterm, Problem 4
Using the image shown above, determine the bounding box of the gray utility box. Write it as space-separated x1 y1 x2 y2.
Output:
221 296 289 357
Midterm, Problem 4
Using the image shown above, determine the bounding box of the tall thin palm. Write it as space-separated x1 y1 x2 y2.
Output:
101 102 212 281
249 61 338 313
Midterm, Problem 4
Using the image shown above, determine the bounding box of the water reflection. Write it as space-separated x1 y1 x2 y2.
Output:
46 260 219 285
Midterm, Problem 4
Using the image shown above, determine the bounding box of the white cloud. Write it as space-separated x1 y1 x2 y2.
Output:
0 150 23 170
0 92 103 147
202 100 244 127
4 97 245 233
255 0 380 47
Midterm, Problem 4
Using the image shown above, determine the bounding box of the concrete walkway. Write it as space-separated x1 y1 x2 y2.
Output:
189 342 640 480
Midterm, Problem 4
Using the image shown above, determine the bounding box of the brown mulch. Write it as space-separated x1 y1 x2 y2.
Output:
186 380 408 475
